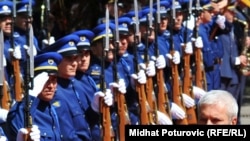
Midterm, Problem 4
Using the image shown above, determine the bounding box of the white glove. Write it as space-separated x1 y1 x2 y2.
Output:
155 55 166 69
183 42 193 54
131 69 147 84
157 111 173 125
170 102 186 119
42 36 55 49
0 108 8 123
29 125 40 141
29 72 49 97
16 125 40 141
24 45 37 57
181 93 195 108
192 86 206 100
91 89 113 112
195 36 203 48
3 55 6 67
9 45 22 59
104 89 113 106
166 51 181 64
0 136 7 141
216 15 226 29
146 61 156 77
109 78 127 94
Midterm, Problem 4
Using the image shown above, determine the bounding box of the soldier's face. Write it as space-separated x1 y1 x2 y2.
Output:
38 75 57 102
160 17 168 32
0 15 12 36
118 35 128 56
91 40 114 62
174 12 183 30
77 50 91 72
15 13 33 30
58 55 78 78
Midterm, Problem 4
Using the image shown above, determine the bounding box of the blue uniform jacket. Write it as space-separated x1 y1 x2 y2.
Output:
75 71 101 141
52 77 99 141
7 96 62 141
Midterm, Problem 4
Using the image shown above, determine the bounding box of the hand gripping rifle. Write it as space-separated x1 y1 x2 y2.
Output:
154 0 171 122
0 30 11 110
170 0 188 125
99 6 114 141
23 1 35 140
133 0 149 125
144 0 158 125
181 0 197 125
11 0 22 102
193 0 207 91
113 1 130 141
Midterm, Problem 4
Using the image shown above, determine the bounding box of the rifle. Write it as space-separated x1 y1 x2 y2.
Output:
181 0 197 124
23 1 35 140
99 6 114 141
154 0 171 121
133 0 149 125
113 1 130 141
11 0 22 102
193 0 207 91
144 0 157 125
169 0 188 125
0 30 11 110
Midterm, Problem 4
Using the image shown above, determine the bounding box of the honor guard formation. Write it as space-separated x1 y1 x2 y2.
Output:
0 0 250 140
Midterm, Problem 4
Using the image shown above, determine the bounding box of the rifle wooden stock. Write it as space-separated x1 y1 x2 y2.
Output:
144 32 156 124
145 75 157 124
100 97 114 141
171 52 188 125
194 48 207 90
115 89 130 141
23 107 32 141
1 79 11 110
136 82 150 125
12 59 22 102
156 69 171 119
182 50 197 124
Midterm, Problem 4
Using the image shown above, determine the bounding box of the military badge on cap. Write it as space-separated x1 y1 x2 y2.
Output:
0 0 12 15
72 29 94 51
16 0 35 13
92 22 115 42
43 34 79 57
34 52 62 75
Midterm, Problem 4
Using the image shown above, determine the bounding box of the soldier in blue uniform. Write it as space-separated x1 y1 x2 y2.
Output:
89 22 132 138
197 1 224 91
6 52 63 141
72 29 103 141
4 0 40 103
12 0 40 74
116 15 174 125
43 34 113 141
151 0 189 121
154 1 197 121
0 0 13 124
120 10 146 63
